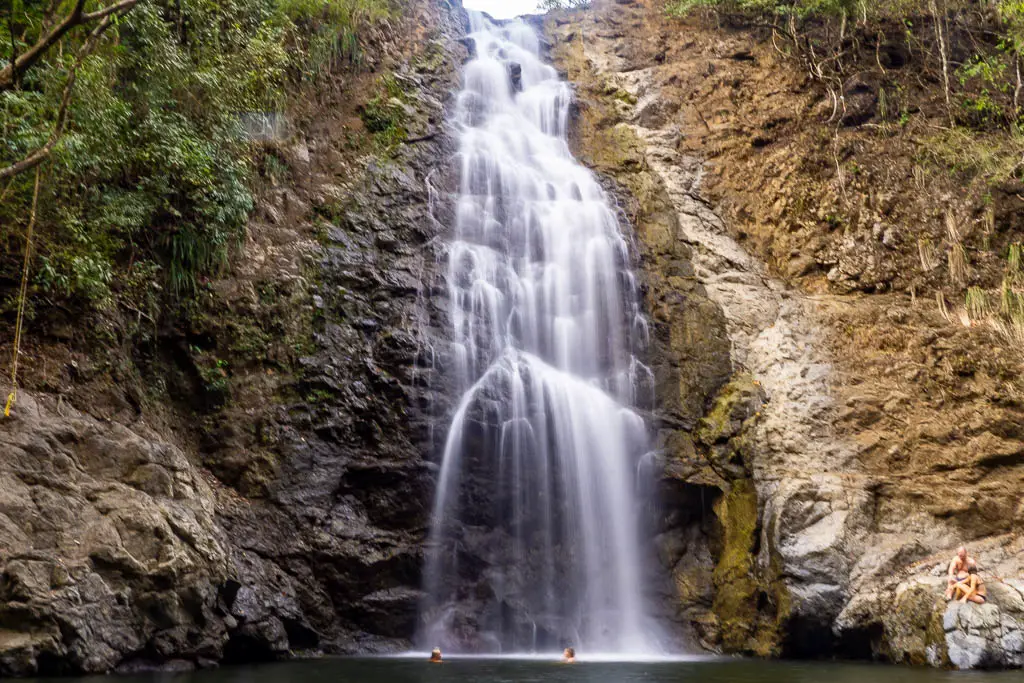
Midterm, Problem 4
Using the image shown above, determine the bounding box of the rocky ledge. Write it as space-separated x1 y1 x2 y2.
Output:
837 537 1024 669
0 394 229 675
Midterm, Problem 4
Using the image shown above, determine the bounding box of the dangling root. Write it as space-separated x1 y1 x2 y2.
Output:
5 165 42 418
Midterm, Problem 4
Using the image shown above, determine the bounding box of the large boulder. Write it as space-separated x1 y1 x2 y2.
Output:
0 393 230 675
835 545 1024 669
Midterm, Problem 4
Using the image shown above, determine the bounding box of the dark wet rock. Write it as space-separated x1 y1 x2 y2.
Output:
841 74 880 127
509 62 523 92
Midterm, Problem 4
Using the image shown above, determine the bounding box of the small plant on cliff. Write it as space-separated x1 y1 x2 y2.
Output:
360 73 410 152
952 243 1024 345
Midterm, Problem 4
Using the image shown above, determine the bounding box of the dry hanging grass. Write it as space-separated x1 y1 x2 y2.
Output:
918 237 940 272
946 213 969 286
948 244 969 285
965 286 990 319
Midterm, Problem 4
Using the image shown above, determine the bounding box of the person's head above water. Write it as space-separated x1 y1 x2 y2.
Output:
430 648 442 662
562 647 575 661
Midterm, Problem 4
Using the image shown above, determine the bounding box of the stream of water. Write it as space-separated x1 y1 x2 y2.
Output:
420 12 657 654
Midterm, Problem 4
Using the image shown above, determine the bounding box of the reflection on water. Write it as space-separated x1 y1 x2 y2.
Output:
33 657 1020 683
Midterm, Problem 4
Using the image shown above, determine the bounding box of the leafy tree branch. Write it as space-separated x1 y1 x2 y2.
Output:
0 0 138 91
0 0 136 180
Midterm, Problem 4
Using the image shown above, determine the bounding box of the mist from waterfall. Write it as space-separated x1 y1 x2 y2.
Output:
420 11 658 655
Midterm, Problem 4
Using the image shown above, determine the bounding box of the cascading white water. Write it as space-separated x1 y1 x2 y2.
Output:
421 11 657 654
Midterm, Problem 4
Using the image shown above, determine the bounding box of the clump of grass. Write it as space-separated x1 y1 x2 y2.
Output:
966 286 989 318
946 213 970 286
947 243 969 286
918 126 1024 182
918 237 940 272
360 73 411 152
948 243 1024 347
281 0 397 74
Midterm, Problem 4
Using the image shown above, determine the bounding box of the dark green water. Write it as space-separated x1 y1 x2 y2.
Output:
40 657 1023 683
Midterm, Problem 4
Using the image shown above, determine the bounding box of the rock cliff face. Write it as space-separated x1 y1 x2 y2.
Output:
0 0 464 674
2 0 1022 673
544 0 1024 669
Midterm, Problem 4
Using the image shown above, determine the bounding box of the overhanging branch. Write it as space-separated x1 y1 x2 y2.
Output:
0 6 129 180
0 0 139 91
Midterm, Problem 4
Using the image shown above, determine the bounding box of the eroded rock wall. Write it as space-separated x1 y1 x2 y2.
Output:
545 0 1024 668
0 0 465 674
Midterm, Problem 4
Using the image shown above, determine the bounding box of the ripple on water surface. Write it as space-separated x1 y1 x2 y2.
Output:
29 658 1023 683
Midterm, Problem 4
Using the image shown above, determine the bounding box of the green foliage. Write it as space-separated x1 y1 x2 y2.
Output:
1009 242 1022 274
956 54 1014 127
280 0 397 77
360 73 410 151
961 243 1024 345
999 1 1024 53
666 0 860 20
1 0 397 312
965 286 990 318
918 126 1024 183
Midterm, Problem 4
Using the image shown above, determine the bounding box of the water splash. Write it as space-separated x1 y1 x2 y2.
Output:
421 11 657 654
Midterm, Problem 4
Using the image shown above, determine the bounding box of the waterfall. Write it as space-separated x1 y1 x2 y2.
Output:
420 11 657 655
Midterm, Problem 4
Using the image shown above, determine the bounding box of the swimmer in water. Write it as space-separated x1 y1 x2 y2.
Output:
562 647 575 663
430 647 442 663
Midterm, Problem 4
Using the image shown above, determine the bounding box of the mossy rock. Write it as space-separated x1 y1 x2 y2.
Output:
712 479 760 651
586 122 646 174
879 584 948 666
695 373 765 447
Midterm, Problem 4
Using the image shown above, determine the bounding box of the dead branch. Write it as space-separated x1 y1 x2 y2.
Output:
1015 53 1022 115
929 0 955 127
875 31 886 75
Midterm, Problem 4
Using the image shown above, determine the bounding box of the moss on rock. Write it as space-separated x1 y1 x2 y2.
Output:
695 373 764 447
712 479 760 651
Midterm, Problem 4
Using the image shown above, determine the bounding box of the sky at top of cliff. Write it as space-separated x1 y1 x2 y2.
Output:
464 0 541 19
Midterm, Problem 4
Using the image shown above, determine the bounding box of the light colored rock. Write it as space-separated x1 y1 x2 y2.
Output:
948 631 991 669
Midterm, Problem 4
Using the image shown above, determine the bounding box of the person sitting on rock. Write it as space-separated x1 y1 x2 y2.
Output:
955 566 987 604
562 647 576 663
430 647 443 663
945 546 977 600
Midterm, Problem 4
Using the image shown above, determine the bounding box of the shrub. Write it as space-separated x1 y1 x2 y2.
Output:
0 0 397 311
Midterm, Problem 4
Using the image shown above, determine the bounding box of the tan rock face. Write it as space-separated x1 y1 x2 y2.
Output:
546 0 1024 667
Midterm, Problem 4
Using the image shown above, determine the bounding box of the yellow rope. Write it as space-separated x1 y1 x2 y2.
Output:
5 165 42 418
